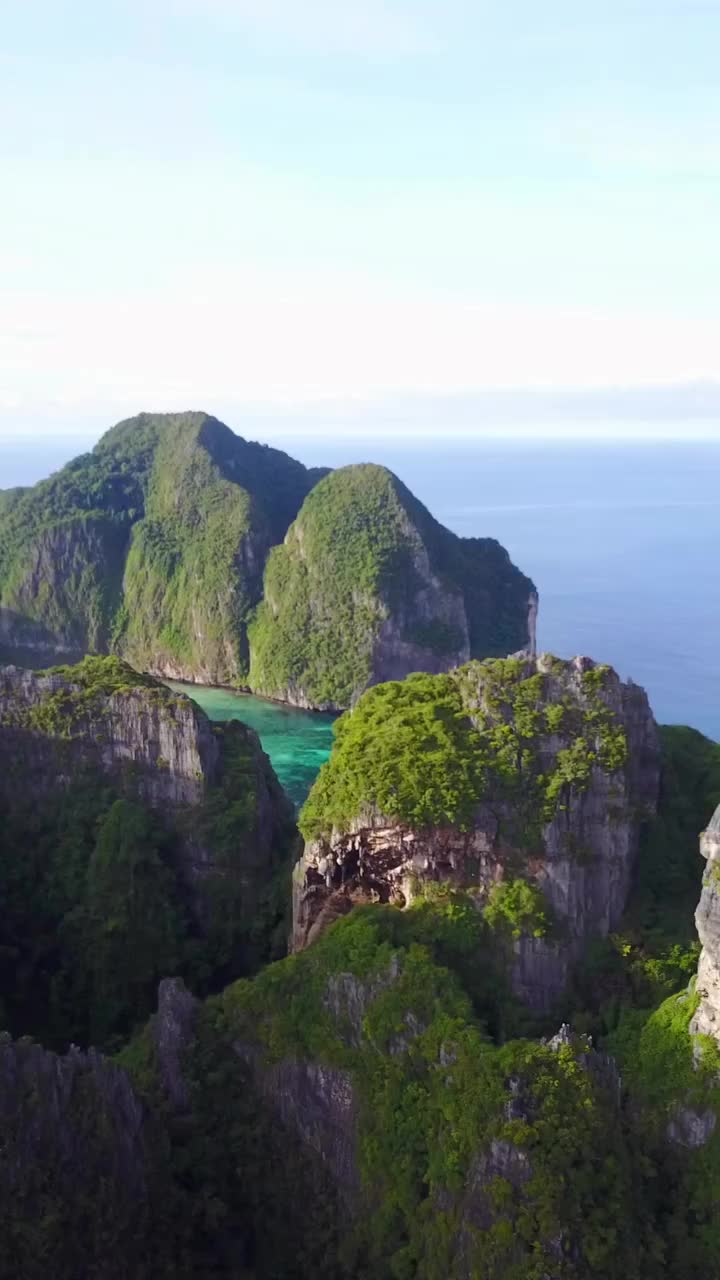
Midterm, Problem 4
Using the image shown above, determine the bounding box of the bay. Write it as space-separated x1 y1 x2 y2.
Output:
167 682 335 808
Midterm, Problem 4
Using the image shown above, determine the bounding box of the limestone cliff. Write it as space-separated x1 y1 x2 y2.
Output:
210 911 651 1278
294 654 660 1009
0 659 217 808
248 463 537 710
0 414 534 703
0 1031 170 1278
0 655 295 952
690 804 720 1041
0 410 323 684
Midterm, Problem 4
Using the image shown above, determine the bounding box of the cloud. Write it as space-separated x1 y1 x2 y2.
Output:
1 263 719 397
163 0 434 55
2 261 720 440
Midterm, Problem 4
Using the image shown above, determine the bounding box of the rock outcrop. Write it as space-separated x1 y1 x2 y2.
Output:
154 977 199 1112
0 1031 169 1278
248 463 536 709
690 804 720 1041
0 660 217 807
0 655 295 928
0 411 323 684
0 415 534 704
294 654 660 1009
217 911 647 1279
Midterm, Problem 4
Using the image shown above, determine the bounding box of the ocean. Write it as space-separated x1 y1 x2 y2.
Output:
282 437 720 741
2 437 719 793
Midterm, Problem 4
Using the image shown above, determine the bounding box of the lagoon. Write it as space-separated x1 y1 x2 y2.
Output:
167 682 335 807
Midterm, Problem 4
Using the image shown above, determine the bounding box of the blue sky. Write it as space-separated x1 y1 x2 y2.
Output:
2 0 720 441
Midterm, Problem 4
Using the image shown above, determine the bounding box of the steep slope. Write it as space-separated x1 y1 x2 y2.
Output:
294 654 660 1009
248 463 537 709
691 803 720 1040
0 675 719 1279
0 1033 175 1280
601 801 720 1278
0 924 658 1280
0 655 296 1047
0 411 323 683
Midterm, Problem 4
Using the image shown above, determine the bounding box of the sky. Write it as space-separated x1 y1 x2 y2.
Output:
2 0 720 444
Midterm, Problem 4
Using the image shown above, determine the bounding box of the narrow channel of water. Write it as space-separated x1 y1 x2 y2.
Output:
167 682 336 808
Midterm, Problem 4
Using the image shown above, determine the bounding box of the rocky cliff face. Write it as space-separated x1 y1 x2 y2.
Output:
0 416 535 702
0 411 323 686
211 909 651 1279
690 804 720 1041
0 660 217 807
248 464 536 710
294 654 660 1009
0 655 295 924
0 1030 168 1278
0 513 129 659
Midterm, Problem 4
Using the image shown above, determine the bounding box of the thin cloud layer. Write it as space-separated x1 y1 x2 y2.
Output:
165 0 433 54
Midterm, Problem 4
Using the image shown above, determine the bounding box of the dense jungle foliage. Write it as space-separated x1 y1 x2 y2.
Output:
1 643 720 1277
0 657 295 1050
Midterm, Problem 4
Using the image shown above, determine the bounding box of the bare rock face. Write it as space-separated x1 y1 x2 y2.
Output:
294 655 660 1010
0 662 218 806
0 515 129 657
0 1033 147 1193
666 1103 718 1149
154 977 199 1112
690 806 720 1042
237 1050 359 1198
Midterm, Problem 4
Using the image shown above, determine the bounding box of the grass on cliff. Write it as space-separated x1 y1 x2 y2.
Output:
5 655 175 738
0 415 157 650
300 658 628 845
603 985 720 1272
117 421 257 678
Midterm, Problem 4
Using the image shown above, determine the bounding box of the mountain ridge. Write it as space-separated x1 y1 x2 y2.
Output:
0 410 535 706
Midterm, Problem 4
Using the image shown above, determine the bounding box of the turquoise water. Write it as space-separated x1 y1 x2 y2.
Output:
167 682 336 807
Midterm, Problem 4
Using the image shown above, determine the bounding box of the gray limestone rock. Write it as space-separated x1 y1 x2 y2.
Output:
690 806 720 1042
153 977 198 1112
0 661 295 935
666 1103 717 1149
293 655 660 1011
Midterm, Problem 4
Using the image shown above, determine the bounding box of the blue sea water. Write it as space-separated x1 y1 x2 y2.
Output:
2 437 719 749
280 438 720 740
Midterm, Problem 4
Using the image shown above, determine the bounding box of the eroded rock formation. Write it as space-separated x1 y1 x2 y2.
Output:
248 463 537 709
293 655 660 1010
0 1031 166 1277
0 657 295 927
690 804 720 1041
